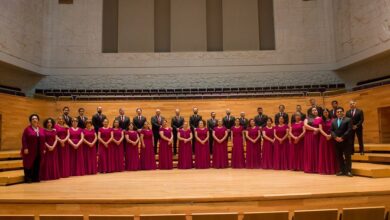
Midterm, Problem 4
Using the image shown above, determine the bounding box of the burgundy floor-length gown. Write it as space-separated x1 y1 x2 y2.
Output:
158 127 173 170
274 125 289 170
40 129 60 181
112 128 125 172
140 129 157 170
212 126 228 168
98 127 112 173
290 121 305 171
246 126 262 169
231 126 245 168
195 128 210 169
69 127 85 176
178 128 193 169
21 126 46 182
318 119 338 174
82 128 97 175
125 130 140 171
55 124 71 178
261 126 275 169
304 117 323 173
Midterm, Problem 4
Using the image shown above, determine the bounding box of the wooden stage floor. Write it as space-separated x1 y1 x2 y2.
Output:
1 169 390 215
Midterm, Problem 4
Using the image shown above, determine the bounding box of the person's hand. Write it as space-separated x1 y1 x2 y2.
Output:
353 125 357 130
24 148 29 155
326 135 332 141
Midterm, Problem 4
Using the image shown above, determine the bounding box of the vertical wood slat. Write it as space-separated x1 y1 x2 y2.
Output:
206 0 223 51
102 0 118 53
154 0 171 52
258 0 276 50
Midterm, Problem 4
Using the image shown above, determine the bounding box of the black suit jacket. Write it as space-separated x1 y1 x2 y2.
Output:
329 109 338 119
330 117 352 141
171 116 184 132
291 112 306 124
151 115 165 132
63 114 72 127
239 118 249 129
115 115 130 130
307 105 324 117
346 108 364 128
222 115 235 129
207 118 217 132
274 112 289 125
189 114 202 131
132 115 147 130
92 113 107 132
254 114 268 127
77 116 88 129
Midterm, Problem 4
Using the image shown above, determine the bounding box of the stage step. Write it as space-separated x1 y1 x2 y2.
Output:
352 162 390 178
0 160 23 170
0 170 24 186
355 143 390 152
352 153 390 163
0 150 21 160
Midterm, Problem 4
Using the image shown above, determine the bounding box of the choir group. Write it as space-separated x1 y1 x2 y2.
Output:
21 99 364 183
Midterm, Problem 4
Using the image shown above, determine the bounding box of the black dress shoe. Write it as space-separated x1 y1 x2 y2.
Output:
346 172 353 177
336 171 344 176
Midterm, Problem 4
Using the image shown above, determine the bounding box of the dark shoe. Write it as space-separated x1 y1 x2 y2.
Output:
336 171 344 176
346 172 353 177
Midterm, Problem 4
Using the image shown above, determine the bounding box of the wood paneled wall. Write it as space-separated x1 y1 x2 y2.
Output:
1 85 389 150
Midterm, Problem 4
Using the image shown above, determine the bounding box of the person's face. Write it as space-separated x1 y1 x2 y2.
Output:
296 105 302 112
175 109 180 115
47 120 53 129
310 99 316 105
137 109 142 115
279 106 285 112
183 122 188 129
143 121 149 129
57 117 64 125
235 119 240 126
312 108 318 116
156 110 161 116
193 108 198 114
63 108 69 115
226 110 231 115
294 114 301 122
119 109 124 115
103 119 109 127
267 119 272 126
97 107 102 114
86 123 92 129
332 102 338 109
336 109 344 118
72 120 78 128
79 109 84 116
217 120 223 126
240 113 245 118
198 121 204 128
278 117 284 124
250 120 255 127
113 121 119 128
162 120 167 127
350 102 356 109
258 108 263 114
323 110 329 119
211 112 216 118
128 124 134 130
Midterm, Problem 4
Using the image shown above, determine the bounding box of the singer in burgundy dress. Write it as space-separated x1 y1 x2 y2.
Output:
159 120 173 170
274 117 289 170
304 107 323 173
289 113 305 171
140 121 157 170
55 116 71 178
245 119 262 169
231 118 245 168
112 120 125 172
21 114 46 183
83 120 97 175
98 119 113 173
212 120 229 168
262 118 275 169
195 120 210 169
41 118 60 181
318 109 337 174
178 121 193 169
68 118 85 176
125 123 140 171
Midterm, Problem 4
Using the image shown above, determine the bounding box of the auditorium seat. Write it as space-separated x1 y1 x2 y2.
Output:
89 215 134 220
139 214 186 220
293 209 338 220
341 207 386 220
39 215 84 220
243 211 289 220
191 212 238 220
0 215 34 220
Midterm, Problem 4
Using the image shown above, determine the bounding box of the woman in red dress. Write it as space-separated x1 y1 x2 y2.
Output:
274 116 289 170
55 116 71 178
195 120 210 169
245 119 262 169
261 117 275 169
112 120 125 172
68 118 85 176
159 119 173 170
178 121 193 169
98 118 113 173
212 120 229 168
231 118 245 168
41 118 60 181
289 113 306 171
125 123 140 171
140 121 157 170
83 120 97 175
318 109 337 174
304 107 323 173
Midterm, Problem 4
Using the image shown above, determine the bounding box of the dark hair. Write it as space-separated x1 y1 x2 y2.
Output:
85 119 92 125
267 117 273 123
296 104 301 107
136 108 142 112
43 118 55 129
71 117 79 122
29 114 40 122
113 119 120 128
78 107 85 112
248 118 255 127
322 108 330 120
257 107 263 110
63 106 69 111
336 106 344 112
128 122 135 129
331 100 338 104
279 104 285 109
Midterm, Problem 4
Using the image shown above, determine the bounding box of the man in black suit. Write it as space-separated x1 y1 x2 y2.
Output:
274 105 289 125
239 112 249 129
254 107 267 127
76 107 88 128
307 98 323 117
92 106 107 133
329 100 339 119
115 108 130 130
207 112 217 154
151 109 164 154
222 109 235 132
171 108 184 155
346 100 365 155
291 105 306 124
189 107 202 151
330 107 353 177
133 108 147 133
62 106 72 127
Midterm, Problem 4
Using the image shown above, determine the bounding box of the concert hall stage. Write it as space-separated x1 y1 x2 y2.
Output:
0 169 390 217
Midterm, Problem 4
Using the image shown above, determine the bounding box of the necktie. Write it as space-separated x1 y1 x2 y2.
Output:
337 118 341 128
139 116 141 121
227 116 230 121
158 116 161 123
121 115 124 122
352 109 356 117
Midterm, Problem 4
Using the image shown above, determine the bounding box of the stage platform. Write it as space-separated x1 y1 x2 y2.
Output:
0 169 390 217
